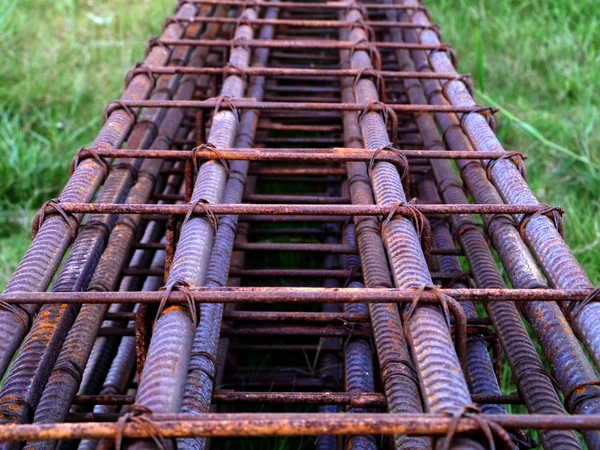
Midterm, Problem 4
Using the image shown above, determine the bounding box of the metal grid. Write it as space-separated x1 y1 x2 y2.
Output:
0 1 599 449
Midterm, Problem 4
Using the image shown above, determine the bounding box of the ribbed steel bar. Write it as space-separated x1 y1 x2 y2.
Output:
341 224 377 450
3 0 600 448
77 247 166 450
390 25 582 449
0 9 222 447
393 6 600 449
401 0 600 376
127 6 260 450
338 42 428 450
341 3 483 449
179 4 278 449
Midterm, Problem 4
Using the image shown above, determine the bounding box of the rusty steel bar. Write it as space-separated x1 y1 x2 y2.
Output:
115 98 488 113
0 0 208 383
180 5 278 449
394 6 600 449
178 0 427 10
31 201 566 216
341 44 429 448
165 16 441 29
136 65 459 79
4 413 600 441
129 9 260 450
0 287 598 305
72 146 526 161
0 10 224 446
71 391 522 407
343 4 469 449
392 26 582 448
158 37 454 51
402 0 600 378
3 0 599 448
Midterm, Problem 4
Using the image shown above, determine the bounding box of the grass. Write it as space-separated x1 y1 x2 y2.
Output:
427 0 600 282
0 0 173 286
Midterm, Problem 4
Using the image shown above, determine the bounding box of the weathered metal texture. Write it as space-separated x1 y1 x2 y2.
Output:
344 6 479 450
398 11 600 449
315 229 344 450
341 224 377 450
0 39 217 445
129 9 258 450
339 29 429 450
390 27 584 449
2 0 600 448
23 133 199 450
417 180 506 416
2 287 599 306
402 0 600 376
178 6 277 450
435 127 600 447
386 16 505 421
5 412 600 441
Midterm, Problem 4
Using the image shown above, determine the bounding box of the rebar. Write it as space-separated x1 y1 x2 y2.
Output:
1 1 599 450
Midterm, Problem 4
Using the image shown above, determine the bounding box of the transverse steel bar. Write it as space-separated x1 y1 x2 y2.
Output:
1 288 597 305
74 147 525 161
71 391 522 407
4 413 600 441
178 0 426 10
137 65 459 79
35 202 566 216
117 98 487 113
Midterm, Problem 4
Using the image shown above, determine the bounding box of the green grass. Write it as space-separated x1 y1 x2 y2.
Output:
0 0 173 286
428 0 600 283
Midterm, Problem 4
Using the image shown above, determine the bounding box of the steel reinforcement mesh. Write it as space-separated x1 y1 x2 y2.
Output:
1 1 599 450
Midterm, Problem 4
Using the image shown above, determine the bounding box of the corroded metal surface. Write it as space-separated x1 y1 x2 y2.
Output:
0 1 598 450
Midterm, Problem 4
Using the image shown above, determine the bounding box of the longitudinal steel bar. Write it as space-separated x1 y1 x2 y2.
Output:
180 5 278 449
393 7 600 448
392 26 582 448
0 7 223 446
401 0 600 376
129 9 259 450
23 89 205 450
343 3 477 449
3 0 600 448
338 32 428 450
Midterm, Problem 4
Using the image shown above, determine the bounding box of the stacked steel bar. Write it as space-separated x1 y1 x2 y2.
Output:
1 1 599 450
